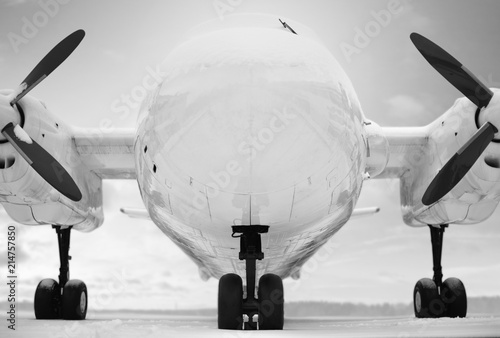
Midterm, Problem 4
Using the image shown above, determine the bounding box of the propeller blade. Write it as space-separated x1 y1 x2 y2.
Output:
9 29 85 106
422 122 497 205
410 33 493 108
1 123 82 202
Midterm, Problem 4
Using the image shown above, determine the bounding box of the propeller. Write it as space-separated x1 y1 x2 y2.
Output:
1 30 85 202
2 123 82 201
9 29 85 106
410 33 498 206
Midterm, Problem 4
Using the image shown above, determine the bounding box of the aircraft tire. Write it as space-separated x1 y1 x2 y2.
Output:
218 273 243 329
258 273 284 330
414 278 444 318
441 277 467 318
62 279 87 320
34 278 61 319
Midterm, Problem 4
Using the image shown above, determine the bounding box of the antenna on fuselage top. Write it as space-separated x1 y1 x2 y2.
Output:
279 19 297 35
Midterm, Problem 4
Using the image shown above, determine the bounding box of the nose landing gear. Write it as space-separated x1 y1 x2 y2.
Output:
218 225 284 330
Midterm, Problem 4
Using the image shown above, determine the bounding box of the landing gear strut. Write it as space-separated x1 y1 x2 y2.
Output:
218 225 284 330
413 225 467 318
34 226 88 320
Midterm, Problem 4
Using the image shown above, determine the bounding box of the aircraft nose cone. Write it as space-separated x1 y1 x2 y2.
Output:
146 27 362 194
139 26 365 226
152 83 342 194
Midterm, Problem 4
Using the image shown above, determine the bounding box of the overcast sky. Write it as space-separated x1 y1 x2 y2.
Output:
0 0 499 312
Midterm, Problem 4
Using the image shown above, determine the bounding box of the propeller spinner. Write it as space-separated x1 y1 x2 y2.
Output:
0 30 84 202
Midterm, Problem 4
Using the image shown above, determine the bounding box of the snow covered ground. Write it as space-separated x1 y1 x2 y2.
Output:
1 312 499 338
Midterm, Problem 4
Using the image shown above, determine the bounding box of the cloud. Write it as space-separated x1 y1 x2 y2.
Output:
408 14 432 30
0 246 30 267
447 264 500 277
398 0 433 30
376 271 409 285
383 94 436 126
102 49 127 63
0 41 9 66
1 0 34 6
156 281 188 292
387 94 426 115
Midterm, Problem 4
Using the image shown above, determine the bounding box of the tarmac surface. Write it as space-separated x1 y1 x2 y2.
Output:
2 312 499 338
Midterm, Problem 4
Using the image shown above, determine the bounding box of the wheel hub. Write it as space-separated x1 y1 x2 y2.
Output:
79 291 86 313
415 291 422 312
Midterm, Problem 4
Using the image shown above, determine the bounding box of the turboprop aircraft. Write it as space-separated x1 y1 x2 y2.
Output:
1 14 499 330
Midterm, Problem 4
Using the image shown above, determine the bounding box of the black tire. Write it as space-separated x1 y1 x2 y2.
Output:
61 279 87 320
414 278 444 318
34 279 61 319
258 273 284 330
441 277 467 318
218 273 243 329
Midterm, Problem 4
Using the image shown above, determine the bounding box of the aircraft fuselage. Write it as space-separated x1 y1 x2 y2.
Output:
135 21 367 280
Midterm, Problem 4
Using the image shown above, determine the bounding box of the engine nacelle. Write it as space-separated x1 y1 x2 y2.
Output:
0 91 103 232
403 92 500 226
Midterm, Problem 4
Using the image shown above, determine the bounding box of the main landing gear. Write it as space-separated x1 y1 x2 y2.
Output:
218 225 284 330
413 225 467 318
34 226 88 320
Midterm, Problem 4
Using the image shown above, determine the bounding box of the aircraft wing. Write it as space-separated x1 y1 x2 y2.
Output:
120 206 381 221
350 207 381 219
120 207 150 219
72 127 137 179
